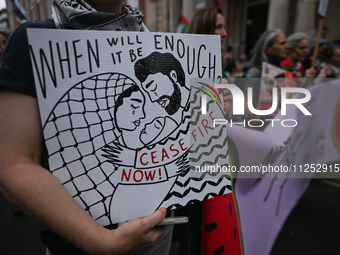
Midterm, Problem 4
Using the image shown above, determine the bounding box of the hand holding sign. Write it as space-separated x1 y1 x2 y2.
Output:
27 29 231 226
107 208 167 254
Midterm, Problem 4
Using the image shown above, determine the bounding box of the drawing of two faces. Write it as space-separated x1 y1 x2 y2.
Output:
114 52 186 147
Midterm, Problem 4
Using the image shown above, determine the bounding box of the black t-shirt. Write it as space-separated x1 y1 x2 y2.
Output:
0 19 55 97
0 19 92 255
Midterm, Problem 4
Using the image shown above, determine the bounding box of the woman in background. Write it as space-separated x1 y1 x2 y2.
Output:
187 7 229 79
281 32 309 77
281 32 328 86
187 7 233 119
318 43 340 78
244 29 288 105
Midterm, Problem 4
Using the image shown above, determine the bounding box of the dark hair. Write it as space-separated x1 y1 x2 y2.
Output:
134 52 186 89
0 31 8 38
225 58 236 73
114 84 140 132
187 8 223 35
321 43 340 61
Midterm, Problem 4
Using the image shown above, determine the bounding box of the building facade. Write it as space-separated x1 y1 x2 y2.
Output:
139 0 340 57
5 0 52 32
4 0 340 57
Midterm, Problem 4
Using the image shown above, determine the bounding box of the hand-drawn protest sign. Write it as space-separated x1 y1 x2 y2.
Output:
27 29 231 226
318 0 329 17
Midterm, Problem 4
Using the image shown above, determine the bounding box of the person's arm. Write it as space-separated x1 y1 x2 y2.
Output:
0 88 166 255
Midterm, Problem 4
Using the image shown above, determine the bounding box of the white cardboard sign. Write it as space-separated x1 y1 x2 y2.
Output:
318 0 329 17
27 29 231 226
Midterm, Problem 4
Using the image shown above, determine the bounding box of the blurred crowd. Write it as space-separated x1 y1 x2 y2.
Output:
182 7 339 84
0 3 338 255
223 25 339 84
182 7 340 124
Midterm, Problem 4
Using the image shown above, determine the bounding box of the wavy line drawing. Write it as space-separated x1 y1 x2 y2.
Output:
190 126 228 153
190 98 216 125
190 87 202 101
164 180 231 201
174 170 231 187
178 177 225 194
190 149 228 164
190 140 229 162
190 152 229 166
166 191 228 209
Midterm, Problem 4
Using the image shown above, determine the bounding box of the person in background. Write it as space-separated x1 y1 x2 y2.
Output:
318 43 340 78
225 58 244 81
281 32 330 87
186 7 232 119
0 0 172 254
280 32 309 77
223 46 233 72
187 7 229 78
243 29 288 106
238 53 250 71
311 26 329 48
0 31 8 58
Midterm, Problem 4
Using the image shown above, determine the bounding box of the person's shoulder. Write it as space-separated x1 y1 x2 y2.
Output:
5 19 56 55
5 19 56 54
17 19 56 30
10 19 55 40
0 19 56 97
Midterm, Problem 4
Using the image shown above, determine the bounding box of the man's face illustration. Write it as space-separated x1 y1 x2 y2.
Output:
141 71 181 115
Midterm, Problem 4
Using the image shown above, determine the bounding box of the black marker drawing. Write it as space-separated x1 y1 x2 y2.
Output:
135 52 190 123
28 29 231 226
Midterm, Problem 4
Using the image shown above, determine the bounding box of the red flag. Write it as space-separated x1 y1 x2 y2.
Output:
180 13 189 25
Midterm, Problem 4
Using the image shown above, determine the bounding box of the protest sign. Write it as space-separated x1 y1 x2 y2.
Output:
27 29 231 226
228 80 340 255
313 0 329 67
318 0 329 17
